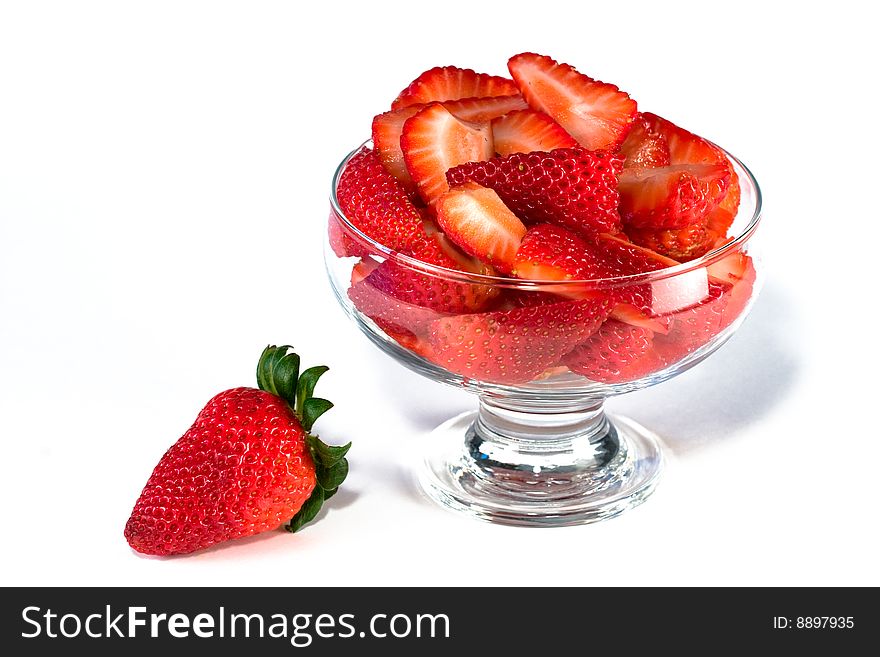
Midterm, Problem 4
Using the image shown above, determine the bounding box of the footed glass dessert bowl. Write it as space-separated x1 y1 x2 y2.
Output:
326 144 762 526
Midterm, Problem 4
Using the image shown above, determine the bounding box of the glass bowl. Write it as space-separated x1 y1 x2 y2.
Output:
325 142 762 526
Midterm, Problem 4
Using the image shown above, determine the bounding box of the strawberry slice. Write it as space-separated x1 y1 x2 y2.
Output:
564 320 663 383
619 114 671 169
336 147 426 253
618 163 731 231
641 112 726 166
447 147 623 236
371 106 423 195
512 223 610 290
372 96 527 192
401 104 493 206
507 52 637 151
392 66 520 110
428 297 612 385
348 229 499 342
491 109 577 156
435 182 527 274
621 112 740 247
511 225 675 333
444 95 529 122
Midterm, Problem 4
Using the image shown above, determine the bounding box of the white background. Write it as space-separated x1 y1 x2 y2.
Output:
1 1 878 586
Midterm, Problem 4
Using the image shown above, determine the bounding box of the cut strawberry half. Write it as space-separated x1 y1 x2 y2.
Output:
336 147 427 253
401 104 493 206
564 320 663 383
427 297 612 385
491 109 577 156
435 182 527 274
618 163 731 231
392 66 520 110
507 52 637 151
447 147 623 236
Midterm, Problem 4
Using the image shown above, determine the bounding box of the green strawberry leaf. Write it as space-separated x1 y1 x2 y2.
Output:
309 436 351 468
273 352 301 405
317 458 349 490
302 397 333 432
296 366 329 414
285 487 325 533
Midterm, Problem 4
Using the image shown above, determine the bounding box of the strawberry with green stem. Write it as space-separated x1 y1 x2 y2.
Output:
124 346 351 556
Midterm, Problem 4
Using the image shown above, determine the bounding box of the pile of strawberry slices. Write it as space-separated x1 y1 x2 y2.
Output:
331 52 756 386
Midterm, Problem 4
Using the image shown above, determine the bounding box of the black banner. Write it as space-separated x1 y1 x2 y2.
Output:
0 587 871 654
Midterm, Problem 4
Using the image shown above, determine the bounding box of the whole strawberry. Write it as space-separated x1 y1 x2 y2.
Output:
124 346 350 556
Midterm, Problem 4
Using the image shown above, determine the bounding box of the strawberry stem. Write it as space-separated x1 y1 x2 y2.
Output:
256 345 351 533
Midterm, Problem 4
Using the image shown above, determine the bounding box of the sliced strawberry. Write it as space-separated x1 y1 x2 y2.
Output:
401 104 493 206
435 182 527 274
564 320 663 383
618 163 731 231
348 231 498 337
507 52 637 151
428 297 612 385
392 66 519 110
447 147 623 236
511 224 675 333
372 106 423 195
619 114 671 169
444 95 529 122
512 223 610 290
336 147 425 252
491 109 577 156
373 96 527 193
348 272 453 335
641 112 726 166
637 112 742 241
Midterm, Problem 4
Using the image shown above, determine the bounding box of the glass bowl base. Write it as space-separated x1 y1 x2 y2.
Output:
418 411 664 527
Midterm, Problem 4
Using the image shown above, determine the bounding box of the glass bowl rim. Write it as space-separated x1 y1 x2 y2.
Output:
329 139 762 286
